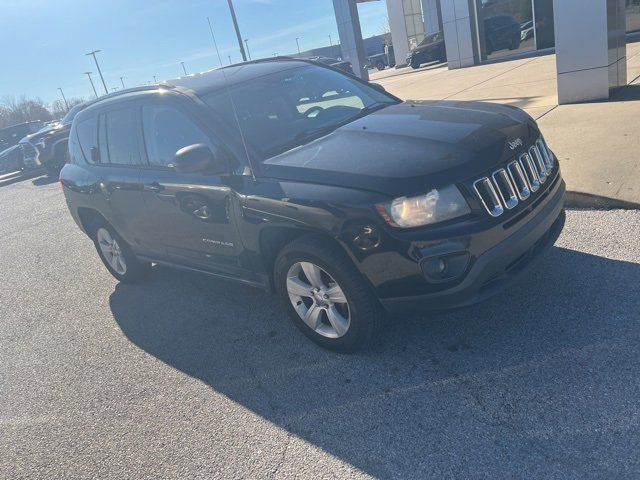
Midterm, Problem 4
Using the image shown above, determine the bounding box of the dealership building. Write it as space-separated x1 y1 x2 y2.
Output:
333 0 640 103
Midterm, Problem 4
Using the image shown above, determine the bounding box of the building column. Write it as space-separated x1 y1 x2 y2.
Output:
440 0 476 69
332 0 369 80
421 0 441 34
386 0 411 67
554 0 627 104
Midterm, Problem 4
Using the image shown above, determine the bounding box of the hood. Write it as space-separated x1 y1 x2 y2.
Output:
22 122 68 143
262 100 538 198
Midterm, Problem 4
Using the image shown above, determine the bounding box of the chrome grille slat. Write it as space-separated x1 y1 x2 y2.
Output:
519 152 541 192
529 145 547 182
472 137 554 218
491 169 518 209
473 177 504 217
507 160 531 200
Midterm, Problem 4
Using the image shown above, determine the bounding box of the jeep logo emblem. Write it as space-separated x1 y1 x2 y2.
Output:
508 138 524 150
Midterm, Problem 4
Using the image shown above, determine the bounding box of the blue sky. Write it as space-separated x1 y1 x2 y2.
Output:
0 0 389 103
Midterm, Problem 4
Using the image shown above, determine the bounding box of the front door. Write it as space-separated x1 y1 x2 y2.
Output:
137 101 244 276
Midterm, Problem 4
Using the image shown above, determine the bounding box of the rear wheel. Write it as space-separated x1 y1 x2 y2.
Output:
91 221 151 283
275 236 384 352
410 59 421 69
376 61 385 71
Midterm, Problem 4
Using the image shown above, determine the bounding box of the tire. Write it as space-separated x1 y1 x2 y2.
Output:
509 36 520 50
410 59 420 69
376 61 385 71
274 235 384 353
90 219 151 283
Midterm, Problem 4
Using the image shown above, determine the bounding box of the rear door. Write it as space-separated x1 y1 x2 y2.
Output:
136 95 245 276
76 105 147 249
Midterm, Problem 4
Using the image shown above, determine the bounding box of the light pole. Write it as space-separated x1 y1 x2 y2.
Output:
226 0 247 61
153 75 158 83
296 37 301 56
57 87 69 111
328 35 333 47
244 39 251 60
84 72 98 98
85 50 108 94
180 61 188 75
228 55 232 65
120 76 126 89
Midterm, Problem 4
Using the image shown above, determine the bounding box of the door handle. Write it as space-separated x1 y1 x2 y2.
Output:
143 182 163 193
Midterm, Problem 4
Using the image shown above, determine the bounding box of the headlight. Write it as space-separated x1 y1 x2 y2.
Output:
375 185 471 228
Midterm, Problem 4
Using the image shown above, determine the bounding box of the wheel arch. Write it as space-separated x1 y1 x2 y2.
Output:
76 207 108 236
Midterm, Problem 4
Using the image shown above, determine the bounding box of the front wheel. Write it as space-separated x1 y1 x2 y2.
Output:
91 221 151 283
376 61 385 71
275 236 384 352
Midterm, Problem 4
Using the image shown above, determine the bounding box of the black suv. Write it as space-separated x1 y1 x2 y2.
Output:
61 59 565 352
20 103 85 175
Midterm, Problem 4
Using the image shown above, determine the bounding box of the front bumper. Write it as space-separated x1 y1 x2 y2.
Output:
379 176 566 312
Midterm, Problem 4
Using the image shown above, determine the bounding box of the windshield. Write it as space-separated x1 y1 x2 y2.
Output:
202 64 397 160
61 103 84 124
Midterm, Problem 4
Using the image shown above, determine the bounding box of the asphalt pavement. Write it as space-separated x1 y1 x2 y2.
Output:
1 176 640 479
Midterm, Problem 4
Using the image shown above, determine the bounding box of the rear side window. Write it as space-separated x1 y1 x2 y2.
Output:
103 107 142 165
75 116 98 163
142 105 213 167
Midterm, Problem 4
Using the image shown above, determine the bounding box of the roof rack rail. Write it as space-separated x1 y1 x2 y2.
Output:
84 84 176 108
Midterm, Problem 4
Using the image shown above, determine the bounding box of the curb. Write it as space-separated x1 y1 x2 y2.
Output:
565 191 640 210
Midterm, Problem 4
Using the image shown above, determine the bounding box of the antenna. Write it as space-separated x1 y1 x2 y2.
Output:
207 17 224 68
206 16 255 180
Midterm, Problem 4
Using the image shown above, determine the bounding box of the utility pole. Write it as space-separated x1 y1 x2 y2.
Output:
296 37 301 56
244 39 251 60
120 76 126 89
84 72 98 98
57 88 69 111
85 50 108 94
181 61 188 75
227 0 247 61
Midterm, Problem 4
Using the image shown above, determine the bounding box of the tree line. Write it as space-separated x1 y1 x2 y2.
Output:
0 95 85 129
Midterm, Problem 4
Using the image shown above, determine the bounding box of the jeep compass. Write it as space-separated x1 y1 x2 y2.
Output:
60 59 566 352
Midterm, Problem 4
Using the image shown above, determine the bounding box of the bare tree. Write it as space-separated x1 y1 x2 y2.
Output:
50 97 85 120
0 95 53 128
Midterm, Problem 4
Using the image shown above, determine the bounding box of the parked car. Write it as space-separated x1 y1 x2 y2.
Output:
0 121 43 153
406 32 446 69
307 56 353 74
0 145 25 173
60 59 565 352
369 45 395 70
484 14 522 54
19 103 85 175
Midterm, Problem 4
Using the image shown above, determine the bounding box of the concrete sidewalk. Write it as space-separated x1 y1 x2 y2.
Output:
374 41 640 207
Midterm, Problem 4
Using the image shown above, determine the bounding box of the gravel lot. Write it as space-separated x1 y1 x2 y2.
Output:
1 175 640 479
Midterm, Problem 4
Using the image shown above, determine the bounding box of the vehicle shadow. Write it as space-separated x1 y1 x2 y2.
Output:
109 246 640 477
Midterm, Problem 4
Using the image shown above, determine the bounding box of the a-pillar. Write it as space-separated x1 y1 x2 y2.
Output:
332 0 369 80
555 0 627 104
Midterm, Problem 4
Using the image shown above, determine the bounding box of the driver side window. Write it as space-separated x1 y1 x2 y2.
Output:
142 105 213 168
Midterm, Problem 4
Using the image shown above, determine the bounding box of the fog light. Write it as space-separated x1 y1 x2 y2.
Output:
423 257 447 277
420 252 470 283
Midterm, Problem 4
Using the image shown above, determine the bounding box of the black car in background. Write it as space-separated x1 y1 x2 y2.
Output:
60 59 565 352
19 103 85 175
307 56 354 74
0 121 44 172
484 14 521 54
406 32 446 69
0 121 44 152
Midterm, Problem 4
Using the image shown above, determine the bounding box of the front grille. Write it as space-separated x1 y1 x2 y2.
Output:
473 137 555 218
20 142 38 161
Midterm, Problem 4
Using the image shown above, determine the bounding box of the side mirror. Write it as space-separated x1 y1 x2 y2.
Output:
370 83 387 94
172 143 228 174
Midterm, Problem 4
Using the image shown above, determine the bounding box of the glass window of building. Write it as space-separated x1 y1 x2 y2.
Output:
403 0 426 49
477 0 535 61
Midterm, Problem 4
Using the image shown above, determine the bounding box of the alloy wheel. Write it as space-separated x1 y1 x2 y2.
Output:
286 261 350 338
96 227 127 275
